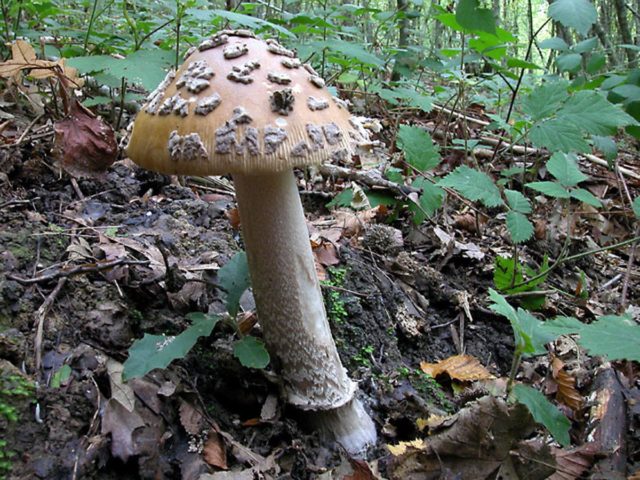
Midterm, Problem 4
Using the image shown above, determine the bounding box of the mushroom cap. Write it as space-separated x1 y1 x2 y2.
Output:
126 31 359 176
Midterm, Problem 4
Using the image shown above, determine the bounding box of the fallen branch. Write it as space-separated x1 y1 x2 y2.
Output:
8 258 150 284
34 277 67 371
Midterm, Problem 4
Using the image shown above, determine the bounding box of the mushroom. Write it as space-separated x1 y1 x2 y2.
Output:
126 32 376 455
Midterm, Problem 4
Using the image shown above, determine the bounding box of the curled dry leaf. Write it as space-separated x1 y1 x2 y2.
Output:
53 98 117 177
551 356 583 411
420 354 495 383
203 430 228 470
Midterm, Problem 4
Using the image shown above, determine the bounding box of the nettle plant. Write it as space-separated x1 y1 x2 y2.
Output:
488 289 640 447
123 251 269 380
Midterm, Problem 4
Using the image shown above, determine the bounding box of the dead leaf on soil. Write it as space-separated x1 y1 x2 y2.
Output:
53 97 117 177
548 444 599 480
551 356 583 411
203 429 228 470
180 399 206 436
334 205 385 238
105 358 136 412
387 439 426 456
387 395 548 480
432 226 484 260
101 397 145 461
420 354 494 383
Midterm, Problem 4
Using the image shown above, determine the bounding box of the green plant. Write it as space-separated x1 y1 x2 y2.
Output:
489 289 640 446
0 372 34 478
353 345 374 367
321 267 349 325
123 251 269 380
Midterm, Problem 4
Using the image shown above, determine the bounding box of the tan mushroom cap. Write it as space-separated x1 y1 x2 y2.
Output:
126 31 360 176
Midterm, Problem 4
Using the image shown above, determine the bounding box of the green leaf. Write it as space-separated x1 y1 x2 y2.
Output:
506 57 541 70
559 91 638 136
455 0 496 34
539 316 584 337
591 135 617 161
579 315 640 361
573 37 598 54
505 189 532 214
437 165 504 207
586 53 606 74
521 81 570 120
512 384 571 447
397 125 440 172
50 365 72 388
633 197 640 218
547 152 588 187
122 313 220 380
494 256 549 294
488 290 555 356
207 9 294 37
529 120 590 153
556 53 582 72
525 181 571 198
311 39 385 67
68 49 175 90
435 13 465 32
506 211 534 244
218 252 251 318
539 37 569 51
612 84 640 102
327 189 354 209
410 178 444 224
570 188 602 207
233 336 270 368
548 0 597 36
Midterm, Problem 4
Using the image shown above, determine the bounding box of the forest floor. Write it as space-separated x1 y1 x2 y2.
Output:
0 103 639 480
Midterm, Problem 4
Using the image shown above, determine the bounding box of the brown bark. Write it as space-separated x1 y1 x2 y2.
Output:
613 0 637 66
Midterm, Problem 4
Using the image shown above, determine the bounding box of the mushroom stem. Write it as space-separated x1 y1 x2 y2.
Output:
233 170 376 454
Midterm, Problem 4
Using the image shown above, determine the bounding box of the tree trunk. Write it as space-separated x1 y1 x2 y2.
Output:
391 0 411 81
613 0 637 66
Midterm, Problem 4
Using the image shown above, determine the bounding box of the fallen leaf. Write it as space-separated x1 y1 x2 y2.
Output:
101 397 145 461
551 356 583 411
226 207 241 230
420 354 495 382
548 444 599 480
53 98 117 177
0 40 83 85
387 439 425 456
179 399 205 436
388 396 540 480
203 430 228 470
106 358 136 412
344 458 376 480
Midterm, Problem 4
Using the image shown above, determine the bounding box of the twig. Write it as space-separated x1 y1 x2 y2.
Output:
319 163 420 196
8 258 150 284
34 277 67 371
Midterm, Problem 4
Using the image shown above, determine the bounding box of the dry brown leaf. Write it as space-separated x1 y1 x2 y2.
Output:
387 439 425 456
179 400 205 436
225 207 241 230
237 311 258 336
334 206 382 238
203 430 228 470
628 469 640 480
0 40 83 86
551 356 583 411
420 354 495 382
312 238 340 266
101 397 145 462
548 444 599 480
344 458 377 480
53 97 117 177
453 213 480 234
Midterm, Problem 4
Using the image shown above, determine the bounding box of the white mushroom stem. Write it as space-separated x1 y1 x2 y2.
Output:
233 170 376 455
